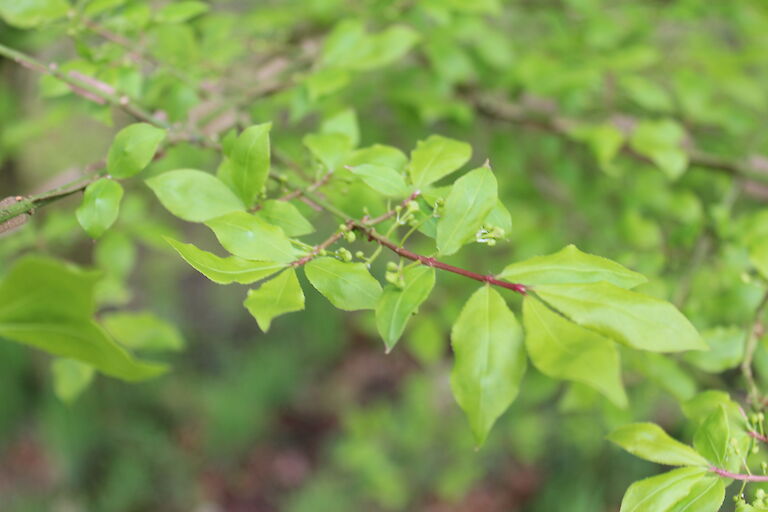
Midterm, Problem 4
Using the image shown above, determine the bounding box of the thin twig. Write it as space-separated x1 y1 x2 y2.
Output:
741 289 768 407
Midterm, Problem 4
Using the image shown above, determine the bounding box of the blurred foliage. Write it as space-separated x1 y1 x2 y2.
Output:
3 0 768 510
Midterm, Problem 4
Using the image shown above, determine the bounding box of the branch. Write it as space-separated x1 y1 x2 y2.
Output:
742 289 768 406
352 224 528 295
711 467 768 481
471 93 768 185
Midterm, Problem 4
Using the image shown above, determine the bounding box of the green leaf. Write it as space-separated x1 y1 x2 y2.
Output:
0 256 166 381
619 467 710 512
485 200 512 235
535 281 706 352
523 297 627 407
303 132 353 171
76 178 124 239
102 311 184 352
347 164 410 198
346 144 408 170
451 285 526 446
0 0 69 28
255 200 314 237
669 477 725 512
52 358 94 403
499 244 647 288
155 1 208 23
408 135 472 188
244 269 305 332
630 119 689 179
166 238 285 285
146 169 244 222
749 238 768 280
230 123 271 206
608 423 709 466
629 352 697 402
304 257 382 311
107 123 166 178
359 25 420 70
320 19 368 69
693 405 730 468
205 211 298 264
321 108 359 148
376 266 435 352
582 123 626 175
684 326 745 373
436 166 497 255
682 391 744 428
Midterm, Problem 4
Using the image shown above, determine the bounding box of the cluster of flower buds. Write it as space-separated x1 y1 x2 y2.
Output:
475 225 506 247
395 200 421 226
333 247 353 262
385 261 405 288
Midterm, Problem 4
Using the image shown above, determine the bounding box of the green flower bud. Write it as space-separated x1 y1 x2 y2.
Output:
386 261 399 271
344 231 356 242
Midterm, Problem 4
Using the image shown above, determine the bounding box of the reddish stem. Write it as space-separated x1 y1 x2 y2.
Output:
352 225 527 295
748 430 768 443
711 467 768 481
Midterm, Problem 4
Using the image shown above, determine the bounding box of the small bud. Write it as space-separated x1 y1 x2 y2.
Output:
339 224 349 232
338 248 352 262
386 262 399 272
385 271 399 285
757 489 766 499
355 251 365 259
487 239 496 247
319 249 328 256
434 198 444 207
344 231 356 243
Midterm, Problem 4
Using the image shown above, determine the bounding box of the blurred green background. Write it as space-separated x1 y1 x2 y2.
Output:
4 0 768 510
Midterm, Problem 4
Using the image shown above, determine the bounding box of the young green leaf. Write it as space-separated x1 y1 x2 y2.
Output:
304 257 382 311
693 405 730 468
359 25 421 70
255 200 315 237
346 144 408 170
155 1 209 23
165 237 285 285
523 296 627 407
619 467 710 512
451 285 526 446
0 0 69 28
102 311 185 352
146 169 244 222
76 178 124 239
484 200 512 235
244 268 305 332
668 477 724 512
230 123 271 206
500 244 647 288
684 326 745 373
0 256 166 381
749 238 768 280
629 119 689 179
408 135 472 188
205 211 298 264
607 423 709 467
321 108 359 147
376 266 436 352
52 358 94 403
348 164 410 197
107 123 166 178
303 132 353 171
436 166 497 255
534 281 706 352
